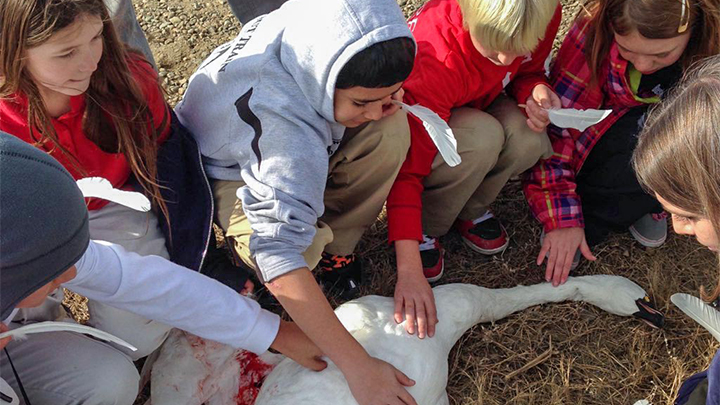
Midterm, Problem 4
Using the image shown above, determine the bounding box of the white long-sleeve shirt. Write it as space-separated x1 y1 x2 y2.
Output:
64 240 280 354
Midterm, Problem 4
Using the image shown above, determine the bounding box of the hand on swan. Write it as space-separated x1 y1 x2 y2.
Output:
537 227 596 286
394 240 439 339
345 355 417 405
270 320 327 371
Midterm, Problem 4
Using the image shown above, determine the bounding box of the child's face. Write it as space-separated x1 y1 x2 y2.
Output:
16 266 77 309
657 194 719 251
24 14 104 99
469 36 520 66
333 82 404 128
614 30 691 75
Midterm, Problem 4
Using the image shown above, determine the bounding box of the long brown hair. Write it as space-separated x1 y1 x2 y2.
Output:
0 0 169 223
633 55 720 302
584 0 720 82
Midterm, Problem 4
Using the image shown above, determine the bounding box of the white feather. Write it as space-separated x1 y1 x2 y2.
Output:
393 101 461 167
0 321 137 351
547 108 612 131
76 177 151 212
671 293 720 342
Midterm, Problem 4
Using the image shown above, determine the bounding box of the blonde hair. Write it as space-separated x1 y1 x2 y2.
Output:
633 55 720 302
456 0 559 54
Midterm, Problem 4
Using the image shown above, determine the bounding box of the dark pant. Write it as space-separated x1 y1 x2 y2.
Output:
226 0 288 25
576 106 662 246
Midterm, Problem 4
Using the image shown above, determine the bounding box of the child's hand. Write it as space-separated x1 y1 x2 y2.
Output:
345 355 417 405
525 84 561 132
0 323 12 351
270 320 327 371
394 270 438 339
393 240 438 339
382 88 405 118
240 279 255 296
536 227 596 287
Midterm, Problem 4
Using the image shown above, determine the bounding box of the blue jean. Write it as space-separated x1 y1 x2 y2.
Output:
103 0 156 67
226 0 288 24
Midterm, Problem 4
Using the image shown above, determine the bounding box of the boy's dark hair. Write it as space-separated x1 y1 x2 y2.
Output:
336 37 416 89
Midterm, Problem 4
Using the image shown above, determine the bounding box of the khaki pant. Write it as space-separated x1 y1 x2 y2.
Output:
214 110 411 271
420 95 552 236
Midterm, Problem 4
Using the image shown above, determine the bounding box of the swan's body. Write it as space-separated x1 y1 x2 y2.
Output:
256 275 651 405
151 331 282 405
152 275 655 405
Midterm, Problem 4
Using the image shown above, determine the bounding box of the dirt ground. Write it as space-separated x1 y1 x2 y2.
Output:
131 0 720 404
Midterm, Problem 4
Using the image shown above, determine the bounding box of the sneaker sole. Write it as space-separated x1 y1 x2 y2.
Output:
628 226 667 248
425 260 444 283
461 236 510 255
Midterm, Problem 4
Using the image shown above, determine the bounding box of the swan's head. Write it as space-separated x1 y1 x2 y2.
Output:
572 275 664 328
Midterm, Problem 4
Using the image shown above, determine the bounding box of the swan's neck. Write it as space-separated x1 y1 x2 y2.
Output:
433 280 584 346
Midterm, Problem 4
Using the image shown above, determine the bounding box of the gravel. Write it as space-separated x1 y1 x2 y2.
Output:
133 0 582 106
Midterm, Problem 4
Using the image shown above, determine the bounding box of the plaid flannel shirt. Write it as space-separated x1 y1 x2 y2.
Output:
523 15 658 232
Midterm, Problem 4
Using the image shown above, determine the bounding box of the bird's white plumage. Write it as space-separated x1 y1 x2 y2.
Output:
256 275 647 405
150 275 647 405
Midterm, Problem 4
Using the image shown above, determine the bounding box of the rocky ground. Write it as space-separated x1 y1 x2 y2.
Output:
134 0 583 106
130 1 719 404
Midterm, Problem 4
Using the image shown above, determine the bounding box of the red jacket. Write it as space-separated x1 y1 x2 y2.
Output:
387 0 562 242
0 55 170 210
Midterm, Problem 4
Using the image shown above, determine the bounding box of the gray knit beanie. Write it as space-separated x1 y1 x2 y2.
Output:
0 132 90 320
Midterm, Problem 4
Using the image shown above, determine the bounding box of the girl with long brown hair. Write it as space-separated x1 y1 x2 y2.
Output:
0 0 226 400
523 0 720 287
633 54 720 405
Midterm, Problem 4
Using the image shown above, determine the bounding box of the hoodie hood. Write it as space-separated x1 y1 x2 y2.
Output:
176 0 413 281
278 0 412 122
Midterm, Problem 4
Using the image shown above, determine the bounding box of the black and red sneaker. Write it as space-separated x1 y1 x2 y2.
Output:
420 235 444 282
454 211 509 255
317 252 363 300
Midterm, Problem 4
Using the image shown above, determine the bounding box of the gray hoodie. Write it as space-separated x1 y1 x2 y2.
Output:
176 0 412 282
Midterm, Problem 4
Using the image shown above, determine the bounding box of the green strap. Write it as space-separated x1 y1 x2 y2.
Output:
628 66 661 104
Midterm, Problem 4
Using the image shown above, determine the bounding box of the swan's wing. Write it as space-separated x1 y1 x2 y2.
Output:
671 293 720 342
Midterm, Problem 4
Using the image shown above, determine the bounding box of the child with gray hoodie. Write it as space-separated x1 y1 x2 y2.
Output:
176 0 418 403
0 132 325 404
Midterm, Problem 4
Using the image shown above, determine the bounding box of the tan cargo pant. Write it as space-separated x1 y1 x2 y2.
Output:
422 95 553 236
214 110 411 271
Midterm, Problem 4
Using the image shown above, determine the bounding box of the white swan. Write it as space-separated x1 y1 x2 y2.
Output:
255 275 662 405
150 275 662 405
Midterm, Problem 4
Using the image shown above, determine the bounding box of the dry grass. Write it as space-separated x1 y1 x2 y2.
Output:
122 0 720 404
351 182 720 405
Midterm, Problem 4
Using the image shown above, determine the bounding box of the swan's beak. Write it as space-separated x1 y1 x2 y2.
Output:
633 296 665 328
